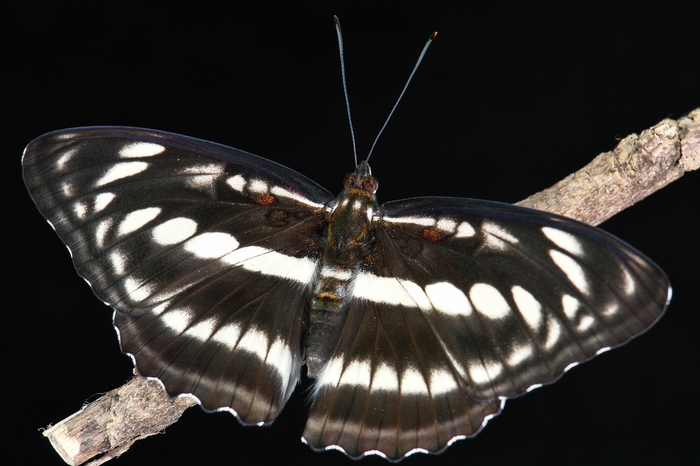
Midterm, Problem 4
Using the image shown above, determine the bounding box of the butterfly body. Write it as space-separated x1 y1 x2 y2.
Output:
23 127 670 461
307 160 378 377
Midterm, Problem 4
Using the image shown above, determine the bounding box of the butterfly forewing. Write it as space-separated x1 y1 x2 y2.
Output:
23 127 670 461
22 127 334 423
372 197 669 397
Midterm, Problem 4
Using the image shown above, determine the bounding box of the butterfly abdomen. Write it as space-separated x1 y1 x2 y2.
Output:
306 263 358 377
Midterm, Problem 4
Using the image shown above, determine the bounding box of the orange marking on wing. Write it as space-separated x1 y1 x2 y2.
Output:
422 228 441 243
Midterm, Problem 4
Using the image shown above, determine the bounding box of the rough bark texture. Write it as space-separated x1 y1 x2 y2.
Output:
43 375 196 466
43 108 699 465
518 108 700 224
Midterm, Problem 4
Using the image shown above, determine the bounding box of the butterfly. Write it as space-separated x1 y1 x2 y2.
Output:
23 124 670 461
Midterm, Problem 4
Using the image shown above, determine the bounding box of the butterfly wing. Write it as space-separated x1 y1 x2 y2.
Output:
304 297 503 459
23 127 334 424
304 196 670 459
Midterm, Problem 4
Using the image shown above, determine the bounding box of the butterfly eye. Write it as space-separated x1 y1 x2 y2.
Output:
343 172 354 187
362 175 378 193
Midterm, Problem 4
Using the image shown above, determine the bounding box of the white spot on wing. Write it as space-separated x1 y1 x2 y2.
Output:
95 218 114 248
401 367 429 395
61 181 74 198
578 315 595 331
72 201 87 219
372 364 399 391
436 218 457 233
542 226 584 256
468 364 489 385
512 286 542 330
109 250 127 275
226 174 246 192
162 308 193 333
483 222 519 244
270 185 325 208
425 282 473 316
383 216 435 227
340 360 371 388
184 232 240 259
550 250 589 294
212 323 241 349
93 192 116 213
182 164 224 175
150 301 171 316
185 175 217 190
603 301 620 316
94 161 149 187
354 273 417 307
123 276 154 302
470 283 511 319
248 179 268 193
118 207 161 236
621 267 636 295
222 247 316 285
318 357 344 388
119 142 165 158
237 328 269 361
561 294 580 319
455 221 476 237
267 338 294 391
545 315 562 349
507 344 533 366
56 148 78 171
430 368 458 395
221 245 266 264
184 317 216 341
152 217 198 245
468 361 504 385
399 280 432 311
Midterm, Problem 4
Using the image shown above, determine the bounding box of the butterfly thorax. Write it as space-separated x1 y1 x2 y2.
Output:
305 161 378 378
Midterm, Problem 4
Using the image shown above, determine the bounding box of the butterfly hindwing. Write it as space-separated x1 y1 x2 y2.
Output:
114 271 308 423
23 127 334 423
305 297 502 459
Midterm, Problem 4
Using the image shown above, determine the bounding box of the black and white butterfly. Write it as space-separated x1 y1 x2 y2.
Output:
23 123 670 460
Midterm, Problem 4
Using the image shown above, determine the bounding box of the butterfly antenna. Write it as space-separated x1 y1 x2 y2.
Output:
334 16 359 167
366 30 437 163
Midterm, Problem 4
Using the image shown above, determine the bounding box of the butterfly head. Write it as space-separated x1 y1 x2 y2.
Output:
343 160 378 197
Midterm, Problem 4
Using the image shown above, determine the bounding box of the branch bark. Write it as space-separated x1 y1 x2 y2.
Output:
43 108 700 465
517 108 700 224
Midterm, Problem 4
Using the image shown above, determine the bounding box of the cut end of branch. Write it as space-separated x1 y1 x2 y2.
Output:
43 376 196 465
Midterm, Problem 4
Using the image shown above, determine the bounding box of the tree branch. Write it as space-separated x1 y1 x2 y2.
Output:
518 108 700 224
43 108 700 465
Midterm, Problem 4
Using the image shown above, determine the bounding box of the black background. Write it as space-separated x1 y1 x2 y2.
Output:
7 2 699 465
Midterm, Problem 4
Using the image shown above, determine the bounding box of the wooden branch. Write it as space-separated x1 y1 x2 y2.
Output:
518 108 700 224
43 108 700 465
43 374 197 466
